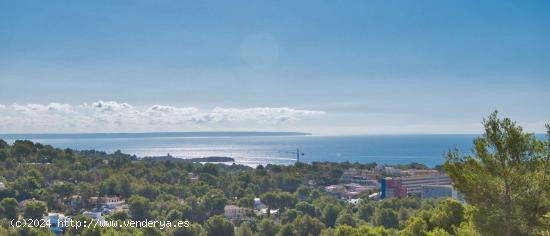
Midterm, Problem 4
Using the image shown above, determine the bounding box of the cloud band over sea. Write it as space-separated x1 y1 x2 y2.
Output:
0 101 325 133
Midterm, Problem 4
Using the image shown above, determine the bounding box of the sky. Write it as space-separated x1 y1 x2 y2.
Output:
0 0 549 135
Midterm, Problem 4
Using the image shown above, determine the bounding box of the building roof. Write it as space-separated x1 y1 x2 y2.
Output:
224 205 242 210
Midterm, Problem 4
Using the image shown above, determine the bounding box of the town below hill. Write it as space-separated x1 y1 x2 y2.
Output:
0 139 466 236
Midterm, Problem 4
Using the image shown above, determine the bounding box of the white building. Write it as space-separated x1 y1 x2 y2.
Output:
340 168 378 185
324 185 347 198
401 174 451 195
254 198 266 210
421 185 464 202
383 166 403 176
48 213 69 234
83 211 105 221
224 205 251 220
92 196 127 213
402 169 439 176
346 198 361 205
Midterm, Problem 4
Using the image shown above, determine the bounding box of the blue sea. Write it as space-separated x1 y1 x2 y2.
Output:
0 132 481 167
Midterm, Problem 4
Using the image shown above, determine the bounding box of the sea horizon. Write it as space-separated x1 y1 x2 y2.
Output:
0 132 487 167
0 131 488 138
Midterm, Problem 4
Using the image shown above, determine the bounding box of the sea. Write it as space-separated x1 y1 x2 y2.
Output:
0 132 483 167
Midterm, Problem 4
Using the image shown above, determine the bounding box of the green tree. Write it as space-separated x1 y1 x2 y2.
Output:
12 140 34 158
429 199 465 233
321 225 357 236
276 224 297 236
280 209 300 224
295 201 315 216
78 183 97 208
202 189 227 216
23 201 47 219
116 175 133 198
444 112 550 236
453 220 481 236
65 215 92 236
356 201 375 221
295 186 310 200
16 227 55 236
13 176 41 200
321 205 340 228
399 217 427 236
142 227 163 236
426 228 451 236
0 139 8 149
167 208 184 221
168 223 203 236
1 197 19 220
260 192 279 217
293 215 325 236
52 182 74 199
276 192 297 210
0 227 17 236
199 164 220 176
0 149 8 162
128 195 151 221
258 219 280 236
109 211 129 221
372 208 398 228
278 174 301 192
238 195 255 208
205 215 234 236
335 211 356 227
236 222 256 236
80 226 101 236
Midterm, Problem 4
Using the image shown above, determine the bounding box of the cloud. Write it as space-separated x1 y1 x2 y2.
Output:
12 102 75 114
0 101 325 133
208 107 325 123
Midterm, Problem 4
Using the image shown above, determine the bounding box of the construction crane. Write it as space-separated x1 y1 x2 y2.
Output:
282 148 304 163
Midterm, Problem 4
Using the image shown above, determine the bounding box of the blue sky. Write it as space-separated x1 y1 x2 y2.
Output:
1 0 549 134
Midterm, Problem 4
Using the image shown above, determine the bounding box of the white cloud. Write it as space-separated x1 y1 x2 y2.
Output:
0 101 325 133
209 107 325 124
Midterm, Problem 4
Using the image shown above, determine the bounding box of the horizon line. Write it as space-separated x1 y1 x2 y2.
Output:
0 131 491 138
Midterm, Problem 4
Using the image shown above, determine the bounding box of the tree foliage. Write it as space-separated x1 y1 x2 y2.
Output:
444 112 550 235
205 215 234 236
